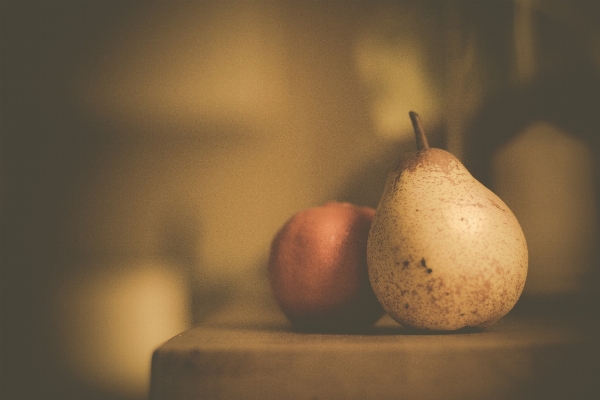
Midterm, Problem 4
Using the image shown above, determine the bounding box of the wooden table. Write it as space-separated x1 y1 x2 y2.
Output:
150 297 600 399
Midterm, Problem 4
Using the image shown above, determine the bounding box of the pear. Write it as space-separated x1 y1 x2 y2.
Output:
367 112 528 331
268 202 385 331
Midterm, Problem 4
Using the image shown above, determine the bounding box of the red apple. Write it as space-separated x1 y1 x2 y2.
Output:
268 202 384 331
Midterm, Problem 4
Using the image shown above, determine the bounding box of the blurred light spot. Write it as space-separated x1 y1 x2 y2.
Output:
492 121 598 297
57 259 190 398
355 34 441 140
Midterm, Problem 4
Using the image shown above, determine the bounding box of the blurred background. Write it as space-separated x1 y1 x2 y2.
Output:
1 1 599 399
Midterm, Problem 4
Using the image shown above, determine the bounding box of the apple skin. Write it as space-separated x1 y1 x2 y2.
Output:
268 202 385 331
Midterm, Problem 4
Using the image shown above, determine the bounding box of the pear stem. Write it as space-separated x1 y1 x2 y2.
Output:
409 111 429 151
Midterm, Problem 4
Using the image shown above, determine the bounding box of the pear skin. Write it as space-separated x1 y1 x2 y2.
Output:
269 202 385 331
367 112 528 331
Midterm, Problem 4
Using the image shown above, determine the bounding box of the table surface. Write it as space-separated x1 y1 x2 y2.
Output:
150 297 600 400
